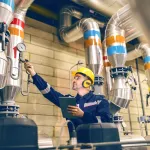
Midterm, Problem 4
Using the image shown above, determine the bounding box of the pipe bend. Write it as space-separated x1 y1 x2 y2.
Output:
60 5 82 19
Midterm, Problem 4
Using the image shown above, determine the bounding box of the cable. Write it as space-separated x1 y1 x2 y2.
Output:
56 120 77 150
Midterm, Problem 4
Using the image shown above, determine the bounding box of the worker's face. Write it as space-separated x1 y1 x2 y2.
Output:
72 74 85 90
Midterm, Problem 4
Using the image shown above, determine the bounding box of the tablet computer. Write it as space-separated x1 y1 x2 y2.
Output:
59 97 77 119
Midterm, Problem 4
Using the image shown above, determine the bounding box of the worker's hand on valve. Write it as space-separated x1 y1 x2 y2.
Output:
24 62 36 76
67 105 84 117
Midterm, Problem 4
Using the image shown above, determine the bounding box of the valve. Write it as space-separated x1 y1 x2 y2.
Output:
20 58 33 96
128 66 137 85
126 76 137 91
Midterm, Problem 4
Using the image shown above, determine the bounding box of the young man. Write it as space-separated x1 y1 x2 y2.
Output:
24 62 111 137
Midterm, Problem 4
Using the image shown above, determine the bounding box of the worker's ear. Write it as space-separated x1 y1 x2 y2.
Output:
82 80 92 88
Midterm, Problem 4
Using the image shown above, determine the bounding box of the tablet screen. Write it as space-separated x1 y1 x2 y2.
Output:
59 97 77 119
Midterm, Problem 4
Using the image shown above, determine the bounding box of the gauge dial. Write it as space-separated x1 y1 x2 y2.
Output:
16 43 26 52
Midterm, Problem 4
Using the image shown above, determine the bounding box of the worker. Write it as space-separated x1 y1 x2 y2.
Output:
24 62 112 138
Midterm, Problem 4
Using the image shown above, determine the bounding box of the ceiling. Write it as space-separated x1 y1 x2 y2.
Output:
26 0 139 46
27 0 75 27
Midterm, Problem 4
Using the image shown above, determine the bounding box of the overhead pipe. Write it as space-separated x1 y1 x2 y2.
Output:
59 5 104 75
128 0 150 45
59 5 104 94
126 48 142 62
59 5 104 43
0 0 34 117
105 4 141 114
0 0 15 89
15 0 58 21
105 4 141 67
71 0 120 16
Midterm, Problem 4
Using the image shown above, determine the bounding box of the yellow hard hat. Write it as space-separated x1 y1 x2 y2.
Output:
74 67 95 84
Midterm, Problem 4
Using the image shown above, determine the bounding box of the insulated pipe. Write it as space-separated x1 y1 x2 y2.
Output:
59 6 86 42
105 4 139 67
128 0 150 45
0 0 34 105
71 0 119 16
0 0 14 25
105 4 138 111
0 0 15 89
60 6 103 75
126 48 142 62
83 18 103 75
71 1 142 42
105 4 142 66
59 5 104 42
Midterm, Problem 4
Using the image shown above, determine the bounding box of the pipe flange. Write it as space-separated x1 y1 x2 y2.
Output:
113 115 123 123
0 30 10 45
94 76 104 86
0 104 19 117
110 67 129 78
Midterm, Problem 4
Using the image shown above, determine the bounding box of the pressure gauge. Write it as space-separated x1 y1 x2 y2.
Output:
16 43 26 52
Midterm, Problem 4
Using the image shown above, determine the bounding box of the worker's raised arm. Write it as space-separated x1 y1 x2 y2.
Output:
24 62 64 107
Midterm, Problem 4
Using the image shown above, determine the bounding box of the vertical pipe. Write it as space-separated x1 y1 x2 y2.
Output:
127 107 132 133
135 58 148 136
102 40 112 97
83 19 103 75
105 5 133 110
0 0 15 89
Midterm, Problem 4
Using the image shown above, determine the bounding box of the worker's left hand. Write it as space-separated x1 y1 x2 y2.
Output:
67 105 84 117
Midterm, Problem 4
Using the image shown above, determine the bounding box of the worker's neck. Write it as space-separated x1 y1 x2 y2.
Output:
77 89 90 96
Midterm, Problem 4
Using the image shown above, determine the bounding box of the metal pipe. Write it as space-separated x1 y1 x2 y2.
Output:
59 5 104 42
128 107 132 133
126 48 142 61
15 0 34 15
60 6 103 75
0 0 15 90
0 0 34 114
104 4 142 110
126 43 150 62
59 5 104 95
135 58 148 136
0 0 14 25
39 140 150 150
105 4 141 67
71 0 121 16
128 0 150 45
59 5 85 42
